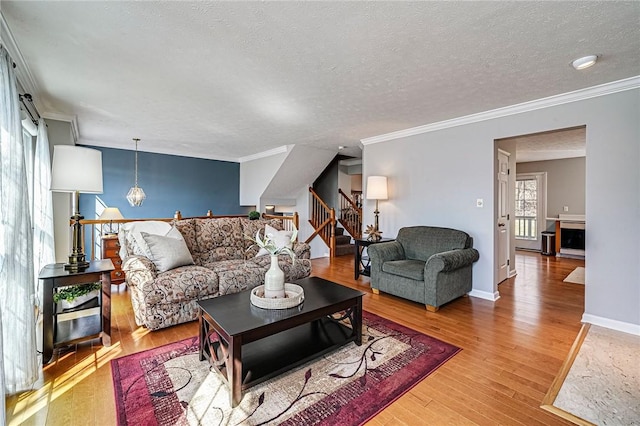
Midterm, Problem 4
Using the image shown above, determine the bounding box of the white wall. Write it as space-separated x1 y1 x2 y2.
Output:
517 157 586 220
239 150 288 208
363 88 640 332
46 119 75 262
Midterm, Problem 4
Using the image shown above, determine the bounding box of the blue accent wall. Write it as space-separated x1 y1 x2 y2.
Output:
79 146 252 220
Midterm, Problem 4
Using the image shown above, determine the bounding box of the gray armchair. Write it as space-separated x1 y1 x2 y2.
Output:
367 226 479 312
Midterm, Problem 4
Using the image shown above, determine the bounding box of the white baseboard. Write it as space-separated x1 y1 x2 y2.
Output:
508 268 517 278
582 313 640 336
468 289 500 302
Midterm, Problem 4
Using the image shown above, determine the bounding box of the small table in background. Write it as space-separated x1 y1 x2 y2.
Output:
354 237 395 279
39 259 114 364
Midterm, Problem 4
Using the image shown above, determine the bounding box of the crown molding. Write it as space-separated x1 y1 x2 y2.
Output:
1 12 42 109
239 145 289 163
361 76 640 146
41 112 80 143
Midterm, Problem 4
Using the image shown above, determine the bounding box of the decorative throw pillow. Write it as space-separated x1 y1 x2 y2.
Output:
120 221 173 259
140 231 194 273
255 224 294 257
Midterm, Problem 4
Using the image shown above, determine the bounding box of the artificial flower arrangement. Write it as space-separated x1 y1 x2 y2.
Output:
248 224 298 263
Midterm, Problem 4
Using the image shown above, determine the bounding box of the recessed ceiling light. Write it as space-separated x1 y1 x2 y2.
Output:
572 55 598 70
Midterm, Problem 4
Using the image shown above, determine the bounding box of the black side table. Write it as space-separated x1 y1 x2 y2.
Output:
354 237 395 279
39 259 114 364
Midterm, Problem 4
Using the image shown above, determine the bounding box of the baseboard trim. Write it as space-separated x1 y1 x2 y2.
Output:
468 289 500 302
581 314 640 336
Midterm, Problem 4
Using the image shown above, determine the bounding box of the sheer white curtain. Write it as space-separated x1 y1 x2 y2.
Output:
33 118 55 355
0 46 38 402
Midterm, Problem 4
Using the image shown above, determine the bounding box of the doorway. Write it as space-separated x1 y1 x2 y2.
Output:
495 125 586 285
514 172 547 251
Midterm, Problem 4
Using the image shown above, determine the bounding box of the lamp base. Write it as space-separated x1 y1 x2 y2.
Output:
66 208 90 271
64 254 90 271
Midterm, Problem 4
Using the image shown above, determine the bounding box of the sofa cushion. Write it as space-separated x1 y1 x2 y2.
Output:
382 259 425 281
118 220 173 259
144 265 219 305
249 248 312 283
140 231 194 273
240 218 284 258
193 217 245 264
397 226 470 261
172 218 198 254
202 259 265 295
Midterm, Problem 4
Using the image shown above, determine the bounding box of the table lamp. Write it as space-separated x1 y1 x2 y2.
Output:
50 145 103 270
99 207 124 235
366 175 388 239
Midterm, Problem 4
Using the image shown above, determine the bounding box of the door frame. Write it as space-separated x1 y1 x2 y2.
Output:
514 172 547 251
497 149 511 284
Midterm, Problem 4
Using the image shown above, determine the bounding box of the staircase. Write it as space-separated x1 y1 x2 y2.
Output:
306 187 360 258
306 187 336 257
334 226 354 256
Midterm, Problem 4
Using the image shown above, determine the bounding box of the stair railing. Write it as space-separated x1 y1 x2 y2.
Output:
338 188 362 239
306 187 336 257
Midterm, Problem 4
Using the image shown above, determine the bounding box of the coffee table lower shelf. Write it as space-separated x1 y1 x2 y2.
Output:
201 316 355 398
200 317 357 406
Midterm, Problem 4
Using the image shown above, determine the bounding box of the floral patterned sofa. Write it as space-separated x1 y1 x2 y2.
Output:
119 217 311 330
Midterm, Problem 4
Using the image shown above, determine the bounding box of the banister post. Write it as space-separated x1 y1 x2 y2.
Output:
330 209 336 259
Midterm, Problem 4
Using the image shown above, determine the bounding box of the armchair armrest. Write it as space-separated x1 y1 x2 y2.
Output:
426 248 479 273
368 241 405 263
122 255 158 287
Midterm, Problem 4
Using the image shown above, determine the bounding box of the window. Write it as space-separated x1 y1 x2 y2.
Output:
515 178 537 240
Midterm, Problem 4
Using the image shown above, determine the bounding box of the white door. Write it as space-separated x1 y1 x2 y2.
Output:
514 173 547 251
497 150 510 284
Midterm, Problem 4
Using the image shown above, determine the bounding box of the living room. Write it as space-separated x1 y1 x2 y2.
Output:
1 2 639 425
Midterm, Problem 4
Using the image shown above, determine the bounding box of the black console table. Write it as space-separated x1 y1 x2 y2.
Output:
354 237 395 279
39 259 114 364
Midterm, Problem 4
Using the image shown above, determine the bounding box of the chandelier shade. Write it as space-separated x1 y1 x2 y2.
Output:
127 138 146 206
127 186 146 207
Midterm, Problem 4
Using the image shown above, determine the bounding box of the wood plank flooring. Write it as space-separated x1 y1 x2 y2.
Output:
6 251 585 425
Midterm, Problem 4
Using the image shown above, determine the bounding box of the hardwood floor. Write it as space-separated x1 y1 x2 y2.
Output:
6 251 585 425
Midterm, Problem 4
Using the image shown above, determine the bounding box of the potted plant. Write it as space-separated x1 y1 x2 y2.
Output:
248 225 297 298
54 282 101 310
248 210 261 220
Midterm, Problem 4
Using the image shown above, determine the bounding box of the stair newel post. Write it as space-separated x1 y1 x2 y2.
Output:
330 208 336 259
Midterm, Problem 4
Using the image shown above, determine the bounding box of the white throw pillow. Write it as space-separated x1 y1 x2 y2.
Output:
140 231 194 272
120 221 173 259
255 224 293 257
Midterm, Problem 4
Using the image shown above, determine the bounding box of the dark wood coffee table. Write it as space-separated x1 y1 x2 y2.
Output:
197 276 365 407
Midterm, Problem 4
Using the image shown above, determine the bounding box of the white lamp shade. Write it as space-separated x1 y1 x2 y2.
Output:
366 176 388 200
98 207 124 221
50 145 103 193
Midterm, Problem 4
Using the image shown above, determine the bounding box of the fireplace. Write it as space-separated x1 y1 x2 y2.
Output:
559 214 585 257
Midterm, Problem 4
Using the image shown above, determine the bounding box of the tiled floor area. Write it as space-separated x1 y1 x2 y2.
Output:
554 325 640 425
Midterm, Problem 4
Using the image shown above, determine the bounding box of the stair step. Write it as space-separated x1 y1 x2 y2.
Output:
335 243 354 256
335 235 351 245
335 227 345 236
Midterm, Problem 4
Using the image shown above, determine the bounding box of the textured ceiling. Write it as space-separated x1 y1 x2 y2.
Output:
2 1 639 161
508 127 586 163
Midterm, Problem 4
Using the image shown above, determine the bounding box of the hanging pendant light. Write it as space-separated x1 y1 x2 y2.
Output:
126 138 146 206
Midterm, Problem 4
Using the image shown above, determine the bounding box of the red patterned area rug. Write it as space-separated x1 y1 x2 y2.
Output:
111 311 460 426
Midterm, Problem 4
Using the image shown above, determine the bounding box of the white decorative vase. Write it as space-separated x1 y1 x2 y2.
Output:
264 255 286 298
